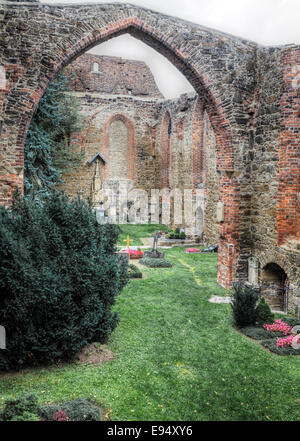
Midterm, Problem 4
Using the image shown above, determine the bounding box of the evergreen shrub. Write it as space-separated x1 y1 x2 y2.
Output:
0 191 127 370
0 393 40 421
40 398 102 421
255 297 274 326
231 282 260 328
128 264 143 279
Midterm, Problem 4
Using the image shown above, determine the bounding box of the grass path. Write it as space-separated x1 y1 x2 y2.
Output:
1 247 300 421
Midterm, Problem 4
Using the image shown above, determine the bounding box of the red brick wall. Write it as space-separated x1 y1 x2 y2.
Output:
277 48 300 245
65 53 164 99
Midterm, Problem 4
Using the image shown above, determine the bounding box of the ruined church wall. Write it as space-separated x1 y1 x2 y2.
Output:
56 92 162 200
249 45 300 312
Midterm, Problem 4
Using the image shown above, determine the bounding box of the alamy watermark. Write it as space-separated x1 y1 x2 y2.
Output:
94 186 205 236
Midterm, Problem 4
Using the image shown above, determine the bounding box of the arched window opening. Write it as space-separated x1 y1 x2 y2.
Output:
109 119 128 179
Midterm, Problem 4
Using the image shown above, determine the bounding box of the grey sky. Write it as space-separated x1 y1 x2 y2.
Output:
40 0 300 97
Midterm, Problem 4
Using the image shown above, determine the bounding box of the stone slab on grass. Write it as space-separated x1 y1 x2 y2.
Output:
209 295 231 304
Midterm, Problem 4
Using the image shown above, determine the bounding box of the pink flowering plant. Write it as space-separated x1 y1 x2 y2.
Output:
263 319 300 349
52 410 69 421
263 319 292 336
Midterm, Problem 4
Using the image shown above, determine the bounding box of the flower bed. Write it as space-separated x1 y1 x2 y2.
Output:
119 247 144 259
240 318 300 355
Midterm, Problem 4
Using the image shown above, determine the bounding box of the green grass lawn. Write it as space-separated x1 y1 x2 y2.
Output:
1 247 300 421
117 223 169 246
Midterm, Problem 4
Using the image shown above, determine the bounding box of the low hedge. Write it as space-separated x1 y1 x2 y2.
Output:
0 393 102 421
277 316 300 328
0 393 40 421
240 326 282 340
139 257 172 268
40 398 102 421
128 264 143 279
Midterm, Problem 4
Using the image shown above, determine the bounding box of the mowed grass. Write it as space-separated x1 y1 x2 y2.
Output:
1 247 300 421
117 223 169 246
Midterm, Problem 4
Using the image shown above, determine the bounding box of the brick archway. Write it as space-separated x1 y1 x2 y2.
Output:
0 2 263 288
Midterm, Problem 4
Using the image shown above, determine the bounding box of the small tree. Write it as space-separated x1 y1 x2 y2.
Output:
24 73 84 198
255 297 274 326
231 282 260 328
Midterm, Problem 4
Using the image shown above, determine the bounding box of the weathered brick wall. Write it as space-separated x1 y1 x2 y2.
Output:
58 56 210 236
56 91 161 199
249 45 300 313
0 2 299 297
203 111 219 245
65 53 163 98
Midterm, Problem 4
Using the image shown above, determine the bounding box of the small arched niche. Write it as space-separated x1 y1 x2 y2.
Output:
261 263 288 312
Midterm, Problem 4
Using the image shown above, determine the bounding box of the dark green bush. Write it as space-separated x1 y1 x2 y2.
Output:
139 257 172 268
0 191 127 370
40 398 102 421
277 316 300 327
0 393 40 421
11 412 41 421
255 297 274 326
231 283 260 328
165 229 185 240
0 393 102 421
128 264 143 279
240 326 281 340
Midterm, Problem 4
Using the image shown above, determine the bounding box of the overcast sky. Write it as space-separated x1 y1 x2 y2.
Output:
40 0 300 97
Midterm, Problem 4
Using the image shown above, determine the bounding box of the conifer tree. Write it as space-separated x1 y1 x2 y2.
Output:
24 73 83 198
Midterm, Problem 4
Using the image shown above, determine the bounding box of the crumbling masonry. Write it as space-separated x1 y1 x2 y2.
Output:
0 2 299 311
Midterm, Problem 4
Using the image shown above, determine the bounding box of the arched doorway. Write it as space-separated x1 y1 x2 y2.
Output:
261 263 289 312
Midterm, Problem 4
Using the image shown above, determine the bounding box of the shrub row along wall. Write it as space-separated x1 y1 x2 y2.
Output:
0 2 299 300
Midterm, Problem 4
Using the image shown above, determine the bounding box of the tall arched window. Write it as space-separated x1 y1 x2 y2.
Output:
104 114 135 180
109 119 128 179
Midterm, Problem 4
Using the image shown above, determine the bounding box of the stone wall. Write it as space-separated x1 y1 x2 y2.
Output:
65 53 163 99
248 45 300 313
